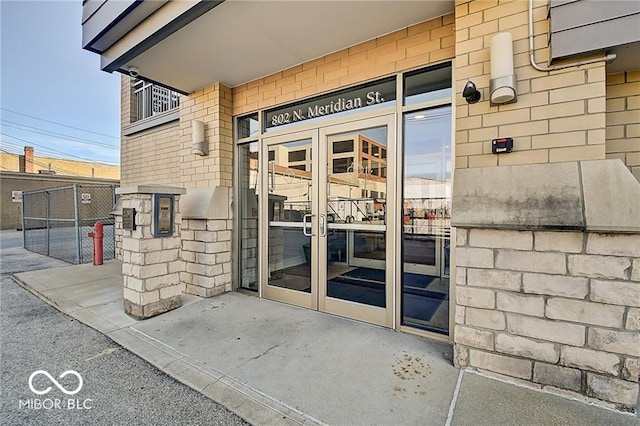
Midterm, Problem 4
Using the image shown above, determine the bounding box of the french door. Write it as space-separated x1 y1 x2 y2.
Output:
261 115 395 327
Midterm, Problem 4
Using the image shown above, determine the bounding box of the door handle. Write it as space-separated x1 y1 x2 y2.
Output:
319 214 327 237
303 214 313 237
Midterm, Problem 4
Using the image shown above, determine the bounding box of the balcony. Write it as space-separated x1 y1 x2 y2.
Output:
132 79 180 121
82 0 454 93
123 79 181 136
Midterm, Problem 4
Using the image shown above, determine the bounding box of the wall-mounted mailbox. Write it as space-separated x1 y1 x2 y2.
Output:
153 194 174 237
122 208 136 231
492 137 513 154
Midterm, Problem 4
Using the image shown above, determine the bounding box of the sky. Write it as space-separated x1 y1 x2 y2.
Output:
0 0 121 166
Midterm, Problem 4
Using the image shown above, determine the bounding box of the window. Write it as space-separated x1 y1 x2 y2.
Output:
238 141 259 291
132 78 180 122
333 157 353 174
371 161 379 176
238 113 259 139
333 140 354 154
404 63 452 106
362 141 369 154
288 149 306 162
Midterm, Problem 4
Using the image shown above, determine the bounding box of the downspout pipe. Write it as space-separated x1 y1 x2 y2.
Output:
529 0 616 72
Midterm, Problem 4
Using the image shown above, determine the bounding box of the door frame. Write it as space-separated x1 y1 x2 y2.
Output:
318 115 396 328
260 114 396 328
260 128 318 310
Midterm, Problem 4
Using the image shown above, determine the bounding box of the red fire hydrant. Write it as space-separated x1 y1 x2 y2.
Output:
87 222 104 265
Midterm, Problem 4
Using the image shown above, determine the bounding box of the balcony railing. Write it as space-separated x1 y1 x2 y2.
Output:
133 79 180 122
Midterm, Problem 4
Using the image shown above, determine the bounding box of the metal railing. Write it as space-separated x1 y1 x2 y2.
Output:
22 184 118 264
133 79 180 121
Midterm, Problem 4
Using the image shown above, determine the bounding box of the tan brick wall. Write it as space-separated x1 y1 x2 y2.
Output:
232 14 455 116
455 0 607 169
120 76 181 186
606 70 640 182
178 83 233 189
454 228 640 411
121 74 136 127
120 123 182 186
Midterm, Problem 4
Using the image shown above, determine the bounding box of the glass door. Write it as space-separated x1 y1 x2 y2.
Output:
261 115 395 328
319 116 395 327
261 129 317 309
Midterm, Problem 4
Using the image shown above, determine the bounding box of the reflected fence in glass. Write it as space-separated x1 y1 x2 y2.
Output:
401 105 452 334
267 139 314 294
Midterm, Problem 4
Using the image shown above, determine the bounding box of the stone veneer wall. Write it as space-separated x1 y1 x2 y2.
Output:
120 192 184 318
454 228 640 411
180 218 232 297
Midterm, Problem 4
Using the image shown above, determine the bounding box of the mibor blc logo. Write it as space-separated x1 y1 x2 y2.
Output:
29 370 83 395
20 370 92 410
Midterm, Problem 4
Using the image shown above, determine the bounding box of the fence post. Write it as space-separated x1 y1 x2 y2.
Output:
46 191 51 257
21 193 26 249
112 185 117 258
73 184 81 264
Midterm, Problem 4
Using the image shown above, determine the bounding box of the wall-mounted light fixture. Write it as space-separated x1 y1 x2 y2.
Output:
490 32 517 105
192 120 208 156
462 81 481 104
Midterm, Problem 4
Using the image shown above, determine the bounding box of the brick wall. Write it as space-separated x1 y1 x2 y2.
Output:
455 0 607 169
120 76 181 186
121 74 136 128
120 124 182 186
606 71 640 182
178 83 233 189
232 14 455 116
454 228 640 411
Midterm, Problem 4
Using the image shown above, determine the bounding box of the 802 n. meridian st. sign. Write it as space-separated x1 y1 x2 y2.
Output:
265 77 396 129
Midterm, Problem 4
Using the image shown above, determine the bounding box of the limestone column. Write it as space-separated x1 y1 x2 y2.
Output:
116 185 186 319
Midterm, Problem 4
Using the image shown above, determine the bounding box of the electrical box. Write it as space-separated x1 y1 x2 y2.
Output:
153 194 174 237
492 137 513 154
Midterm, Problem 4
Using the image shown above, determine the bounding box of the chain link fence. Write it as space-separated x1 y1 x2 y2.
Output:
22 184 118 264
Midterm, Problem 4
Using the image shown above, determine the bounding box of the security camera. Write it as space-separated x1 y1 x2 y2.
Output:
128 67 140 78
462 81 481 104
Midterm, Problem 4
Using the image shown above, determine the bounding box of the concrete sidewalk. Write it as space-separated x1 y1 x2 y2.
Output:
13 260 639 425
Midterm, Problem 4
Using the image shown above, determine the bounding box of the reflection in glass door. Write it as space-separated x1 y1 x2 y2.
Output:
319 116 394 327
262 131 317 309
402 106 452 334
261 116 394 327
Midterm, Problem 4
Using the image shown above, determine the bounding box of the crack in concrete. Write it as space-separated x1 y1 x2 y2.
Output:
245 344 280 364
